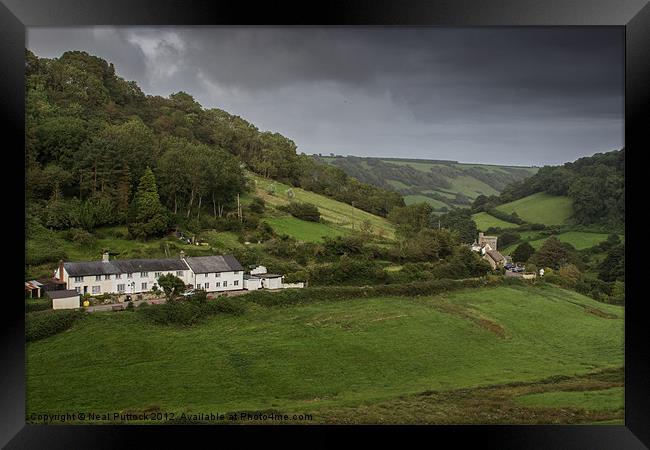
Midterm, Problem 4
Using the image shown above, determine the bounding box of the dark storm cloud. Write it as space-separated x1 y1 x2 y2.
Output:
26 27 623 166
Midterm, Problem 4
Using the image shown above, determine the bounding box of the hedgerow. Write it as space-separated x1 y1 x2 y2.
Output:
26 309 85 342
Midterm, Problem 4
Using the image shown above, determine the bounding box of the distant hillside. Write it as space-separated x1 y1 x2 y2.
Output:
313 155 537 213
473 149 624 230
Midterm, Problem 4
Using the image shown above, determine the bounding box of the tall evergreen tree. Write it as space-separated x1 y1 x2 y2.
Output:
127 167 169 239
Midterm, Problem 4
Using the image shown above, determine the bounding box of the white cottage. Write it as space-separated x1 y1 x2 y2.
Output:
55 252 244 296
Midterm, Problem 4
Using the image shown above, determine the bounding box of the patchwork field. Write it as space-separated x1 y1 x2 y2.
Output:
496 193 573 226
26 284 623 424
316 156 537 210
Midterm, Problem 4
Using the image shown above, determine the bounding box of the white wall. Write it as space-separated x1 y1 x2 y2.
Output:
52 296 80 310
192 271 244 292
65 269 193 295
243 278 261 290
261 277 283 290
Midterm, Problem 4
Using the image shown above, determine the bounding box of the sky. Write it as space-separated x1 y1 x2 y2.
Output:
27 27 623 166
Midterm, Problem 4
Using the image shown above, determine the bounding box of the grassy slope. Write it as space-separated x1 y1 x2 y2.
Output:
472 212 518 231
496 192 573 225
403 195 448 209
27 284 623 420
514 387 623 411
250 173 395 240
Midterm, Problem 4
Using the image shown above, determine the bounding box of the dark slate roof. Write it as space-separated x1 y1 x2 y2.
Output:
48 289 80 299
184 255 244 274
485 250 505 262
243 274 260 280
64 259 189 277
112 259 189 273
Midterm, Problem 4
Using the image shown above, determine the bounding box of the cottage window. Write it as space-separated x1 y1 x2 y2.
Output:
73 276 83 283
115 274 121 279
215 273 221 278
105 274 111 280
205 283 210 290
95 275 101 281
196 283 202 289
215 282 221 288
141 272 148 278
223 281 228 287
234 280 239 286
92 286 101 294
176 271 183 277
75 287 81 293
127 273 133 278
117 284 125 292
205 273 209 278
141 282 148 290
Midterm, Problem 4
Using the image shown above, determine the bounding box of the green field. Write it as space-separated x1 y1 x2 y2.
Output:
472 212 517 231
403 195 448 209
250 173 395 239
27 284 623 424
263 216 349 242
514 387 623 411
496 193 573 225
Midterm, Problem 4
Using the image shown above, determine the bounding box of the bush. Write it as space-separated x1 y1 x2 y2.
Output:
62 227 97 245
26 309 85 342
278 202 320 222
25 297 52 313
136 300 202 326
137 293 246 326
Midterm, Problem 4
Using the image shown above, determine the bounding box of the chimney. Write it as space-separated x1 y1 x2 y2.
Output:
180 250 186 260
102 251 110 263
58 260 65 281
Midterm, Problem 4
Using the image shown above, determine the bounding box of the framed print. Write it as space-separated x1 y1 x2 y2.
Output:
2 0 648 447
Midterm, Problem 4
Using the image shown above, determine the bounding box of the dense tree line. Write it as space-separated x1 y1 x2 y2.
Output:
473 149 624 229
25 50 403 240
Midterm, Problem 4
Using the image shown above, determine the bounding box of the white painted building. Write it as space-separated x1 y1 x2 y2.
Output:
54 252 244 296
49 289 81 310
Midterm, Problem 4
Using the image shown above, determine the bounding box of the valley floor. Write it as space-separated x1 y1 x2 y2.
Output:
26 284 623 424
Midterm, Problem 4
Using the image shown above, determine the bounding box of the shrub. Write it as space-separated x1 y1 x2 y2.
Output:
136 300 202 326
278 202 320 222
26 309 85 342
25 297 52 313
62 227 97 245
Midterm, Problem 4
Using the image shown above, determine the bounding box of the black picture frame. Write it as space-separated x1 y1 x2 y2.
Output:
2 0 648 447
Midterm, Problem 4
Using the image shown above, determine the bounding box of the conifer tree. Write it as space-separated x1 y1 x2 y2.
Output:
127 167 168 239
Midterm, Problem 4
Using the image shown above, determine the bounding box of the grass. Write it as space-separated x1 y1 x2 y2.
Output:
472 212 517 231
496 193 573 225
403 195 448 209
27 284 623 423
263 216 349 243
250 173 395 239
514 387 624 412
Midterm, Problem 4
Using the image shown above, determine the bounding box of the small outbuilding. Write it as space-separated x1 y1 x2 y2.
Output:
25 280 43 298
243 274 262 291
258 273 283 290
49 289 81 310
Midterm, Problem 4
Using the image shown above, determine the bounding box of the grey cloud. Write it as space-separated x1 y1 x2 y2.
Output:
26 26 623 166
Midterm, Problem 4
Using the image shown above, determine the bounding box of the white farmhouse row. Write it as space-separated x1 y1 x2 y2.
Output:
55 252 245 296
